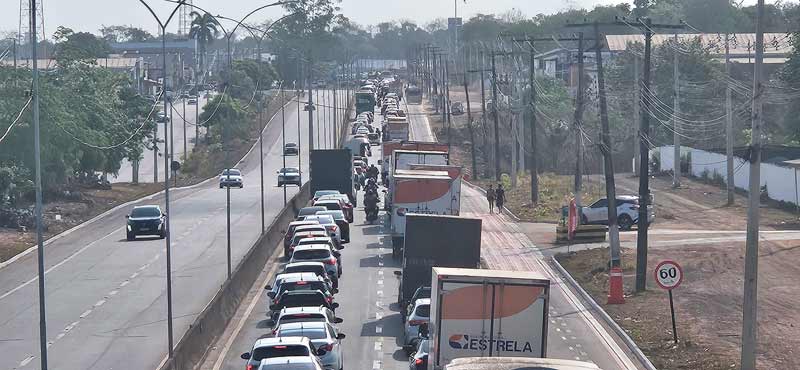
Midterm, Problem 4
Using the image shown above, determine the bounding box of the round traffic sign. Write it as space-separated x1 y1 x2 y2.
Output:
654 260 683 290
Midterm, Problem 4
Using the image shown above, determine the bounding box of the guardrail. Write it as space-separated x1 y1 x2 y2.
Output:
159 183 311 370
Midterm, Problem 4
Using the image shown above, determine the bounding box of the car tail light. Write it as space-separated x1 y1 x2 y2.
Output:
274 345 287 349
325 257 337 265
415 358 424 365
296 281 308 285
322 343 334 352
329 225 338 232
408 320 424 326
326 296 333 303
247 364 254 370
272 329 277 335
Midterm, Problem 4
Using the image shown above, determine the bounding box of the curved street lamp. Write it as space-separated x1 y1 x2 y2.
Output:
166 0 296 280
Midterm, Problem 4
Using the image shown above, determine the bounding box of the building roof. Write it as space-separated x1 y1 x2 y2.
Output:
605 33 791 58
0 57 140 69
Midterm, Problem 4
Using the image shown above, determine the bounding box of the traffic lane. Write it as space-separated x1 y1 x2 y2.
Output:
36 99 315 370
460 186 638 370
114 94 210 183
0 99 311 370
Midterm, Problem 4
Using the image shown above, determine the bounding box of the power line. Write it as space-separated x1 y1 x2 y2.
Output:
0 96 32 144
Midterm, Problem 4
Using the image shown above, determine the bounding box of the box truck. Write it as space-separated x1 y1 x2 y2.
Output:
396 215 481 313
428 267 551 369
310 149 356 205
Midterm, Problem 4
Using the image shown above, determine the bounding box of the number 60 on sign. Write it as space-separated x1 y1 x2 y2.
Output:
654 260 683 290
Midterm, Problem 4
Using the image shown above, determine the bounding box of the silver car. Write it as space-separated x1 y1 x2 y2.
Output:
274 321 345 370
290 245 340 285
403 298 430 348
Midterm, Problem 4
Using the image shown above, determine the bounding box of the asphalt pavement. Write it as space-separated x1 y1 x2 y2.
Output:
211 106 411 370
0 90 344 370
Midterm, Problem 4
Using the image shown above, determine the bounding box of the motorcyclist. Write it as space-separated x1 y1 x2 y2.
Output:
367 164 379 179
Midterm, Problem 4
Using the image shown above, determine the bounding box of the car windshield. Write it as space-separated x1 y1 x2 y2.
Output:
285 265 325 275
306 215 334 225
318 202 342 211
282 293 325 306
265 363 316 370
299 207 326 216
131 207 160 218
293 249 332 260
281 168 300 173
314 190 339 198
317 211 344 220
415 305 430 317
222 169 241 176
279 281 326 295
252 345 310 360
278 327 328 340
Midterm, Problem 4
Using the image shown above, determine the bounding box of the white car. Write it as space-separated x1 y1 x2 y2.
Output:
219 168 244 188
278 167 302 186
581 195 655 231
403 298 430 348
303 215 341 246
241 337 324 369
273 306 343 329
274 321 346 370
290 244 340 284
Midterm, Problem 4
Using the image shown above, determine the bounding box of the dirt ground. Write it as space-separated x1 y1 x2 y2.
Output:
555 174 800 370
421 90 800 369
0 182 162 262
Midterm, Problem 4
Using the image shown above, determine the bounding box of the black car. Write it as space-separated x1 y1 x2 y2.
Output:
269 290 339 321
284 142 299 156
408 338 429 370
126 205 167 241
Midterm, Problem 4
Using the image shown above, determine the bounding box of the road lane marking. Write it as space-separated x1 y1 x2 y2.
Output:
119 281 129 287
94 299 106 307
376 290 383 296
19 356 34 367
374 341 382 351
108 290 118 296
376 326 382 334
377 279 383 286
79 309 92 319
130 272 139 279
0 228 119 301
375 312 382 320
372 360 381 369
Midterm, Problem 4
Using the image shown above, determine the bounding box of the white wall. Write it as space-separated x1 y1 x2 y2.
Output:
656 146 800 205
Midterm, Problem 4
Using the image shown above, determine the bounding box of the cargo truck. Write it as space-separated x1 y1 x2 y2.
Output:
356 90 376 115
381 141 448 175
389 170 461 258
428 267 551 370
395 215 481 316
408 164 463 214
386 116 410 141
393 150 449 172
310 149 356 206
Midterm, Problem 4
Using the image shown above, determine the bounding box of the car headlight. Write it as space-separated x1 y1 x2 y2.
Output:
126 224 131 231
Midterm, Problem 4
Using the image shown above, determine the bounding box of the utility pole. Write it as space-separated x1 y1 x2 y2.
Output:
445 58 452 153
490 51 502 181
742 1 765 369
463 72 478 179
672 33 681 188
527 43 538 204
633 56 640 176
570 18 683 292
467 61 491 180
725 34 735 205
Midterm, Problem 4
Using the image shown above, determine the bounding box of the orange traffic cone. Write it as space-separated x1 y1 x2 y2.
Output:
607 267 625 304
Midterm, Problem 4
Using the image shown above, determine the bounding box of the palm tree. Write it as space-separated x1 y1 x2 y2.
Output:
189 11 220 80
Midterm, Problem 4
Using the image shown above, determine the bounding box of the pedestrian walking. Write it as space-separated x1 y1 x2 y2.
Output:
486 185 496 213
495 184 506 214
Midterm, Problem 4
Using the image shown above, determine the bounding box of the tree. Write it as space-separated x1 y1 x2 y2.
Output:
190 11 220 78
53 26 113 66
99 25 155 43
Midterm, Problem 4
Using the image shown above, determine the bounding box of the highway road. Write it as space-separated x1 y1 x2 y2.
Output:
113 94 211 184
211 111 410 370
0 90 344 370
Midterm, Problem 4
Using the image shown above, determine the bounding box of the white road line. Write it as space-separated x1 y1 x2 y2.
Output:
378 261 383 267
377 279 383 285
376 326 383 334
108 290 119 296
79 309 92 319
0 228 119 301
372 360 382 369
209 241 284 370
130 272 139 279
94 299 106 307
138 264 148 271
119 281 129 287
378 270 383 276
19 356 34 367
374 341 382 351
375 312 382 320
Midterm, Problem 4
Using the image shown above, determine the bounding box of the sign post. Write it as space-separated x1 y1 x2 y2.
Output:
654 260 683 343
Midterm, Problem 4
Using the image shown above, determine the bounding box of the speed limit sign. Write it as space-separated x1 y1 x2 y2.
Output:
654 260 683 290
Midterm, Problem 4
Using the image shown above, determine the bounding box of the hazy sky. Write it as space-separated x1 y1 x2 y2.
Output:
0 0 763 38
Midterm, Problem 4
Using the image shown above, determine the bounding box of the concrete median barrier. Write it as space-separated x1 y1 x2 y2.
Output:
159 183 311 370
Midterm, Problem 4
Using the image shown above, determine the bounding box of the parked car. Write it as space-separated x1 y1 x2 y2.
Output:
219 168 244 188
313 190 341 202
126 205 167 241
266 272 332 308
284 142 299 156
316 195 354 223
580 195 655 230
401 286 431 322
274 322 346 370
302 215 341 246
289 231 330 254
283 262 332 285
315 210 349 243
269 290 339 320
278 167 302 186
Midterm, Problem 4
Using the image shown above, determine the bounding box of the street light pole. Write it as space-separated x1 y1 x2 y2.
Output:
29 0 49 368
136 1 186 366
